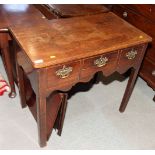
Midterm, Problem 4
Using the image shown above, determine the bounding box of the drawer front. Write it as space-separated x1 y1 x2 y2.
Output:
80 51 119 78
112 5 155 38
117 45 144 73
47 61 81 88
140 59 155 89
123 4 155 22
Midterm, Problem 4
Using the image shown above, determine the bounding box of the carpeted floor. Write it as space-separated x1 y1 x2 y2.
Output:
0 57 155 150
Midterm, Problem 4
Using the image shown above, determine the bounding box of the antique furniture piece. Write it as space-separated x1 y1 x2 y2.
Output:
10 12 151 147
35 4 109 19
107 4 155 101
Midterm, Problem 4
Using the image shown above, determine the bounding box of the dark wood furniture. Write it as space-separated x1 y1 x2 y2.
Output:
10 12 151 147
35 4 109 19
107 4 155 100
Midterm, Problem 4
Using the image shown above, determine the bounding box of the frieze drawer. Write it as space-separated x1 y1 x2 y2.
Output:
47 61 81 88
80 51 119 79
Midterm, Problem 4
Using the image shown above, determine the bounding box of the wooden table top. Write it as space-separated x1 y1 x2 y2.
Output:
10 12 152 68
46 4 109 17
0 4 45 29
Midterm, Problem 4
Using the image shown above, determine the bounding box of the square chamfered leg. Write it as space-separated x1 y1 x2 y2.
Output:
119 67 139 112
16 63 27 108
119 44 148 112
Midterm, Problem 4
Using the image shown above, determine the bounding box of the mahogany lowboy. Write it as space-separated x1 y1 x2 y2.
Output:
11 12 151 147
0 4 152 148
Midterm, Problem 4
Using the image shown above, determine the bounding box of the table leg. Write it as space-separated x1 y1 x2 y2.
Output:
0 33 16 98
16 64 27 108
119 44 148 113
36 69 47 147
36 93 47 147
119 68 139 112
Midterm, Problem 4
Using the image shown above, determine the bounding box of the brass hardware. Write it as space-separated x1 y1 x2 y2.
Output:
126 49 137 60
94 56 108 67
152 70 155 76
56 65 73 79
123 11 128 18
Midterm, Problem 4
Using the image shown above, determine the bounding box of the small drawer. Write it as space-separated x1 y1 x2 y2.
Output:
47 61 81 88
117 45 144 72
80 51 119 78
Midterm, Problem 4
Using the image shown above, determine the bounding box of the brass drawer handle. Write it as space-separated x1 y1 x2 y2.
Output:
152 71 155 76
126 49 137 60
123 11 128 18
94 56 108 67
56 65 73 79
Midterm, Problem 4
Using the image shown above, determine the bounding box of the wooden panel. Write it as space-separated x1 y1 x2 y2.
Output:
47 61 81 89
123 4 155 22
81 51 118 78
117 45 144 73
26 89 63 140
34 4 57 20
43 4 109 18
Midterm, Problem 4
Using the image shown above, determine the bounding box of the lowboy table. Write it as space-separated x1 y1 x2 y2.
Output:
10 12 151 147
